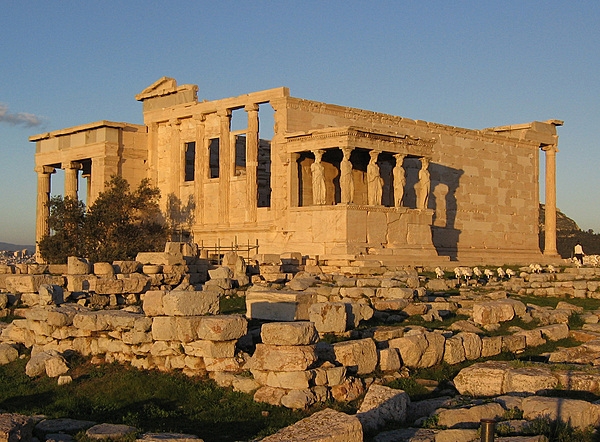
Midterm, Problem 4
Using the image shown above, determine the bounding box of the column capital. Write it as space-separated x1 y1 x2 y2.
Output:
541 144 558 153
244 103 259 112
217 108 232 118
169 118 182 127
35 165 56 174
62 161 83 170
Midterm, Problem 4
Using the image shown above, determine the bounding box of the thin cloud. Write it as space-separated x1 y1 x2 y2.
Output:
0 103 45 127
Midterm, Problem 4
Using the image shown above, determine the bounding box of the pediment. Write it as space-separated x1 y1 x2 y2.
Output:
135 77 179 101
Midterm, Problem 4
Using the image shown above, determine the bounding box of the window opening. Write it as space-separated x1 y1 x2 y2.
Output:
184 141 195 181
209 138 220 179
234 135 246 176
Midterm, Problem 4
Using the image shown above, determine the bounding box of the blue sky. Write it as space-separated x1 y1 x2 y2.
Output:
1 1 599 245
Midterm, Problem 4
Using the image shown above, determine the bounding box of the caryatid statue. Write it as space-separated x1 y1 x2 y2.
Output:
311 149 327 205
340 148 354 204
416 157 431 209
393 153 406 207
367 151 383 206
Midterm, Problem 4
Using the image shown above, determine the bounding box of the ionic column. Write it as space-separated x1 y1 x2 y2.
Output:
35 165 55 261
542 144 558 255
340 147 354 204
245 103 259 222
63 161 82 199
193 114 206 226
169 118 181 198
218 109 232 223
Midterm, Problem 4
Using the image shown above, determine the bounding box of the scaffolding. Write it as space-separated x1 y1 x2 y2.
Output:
199 238 259 265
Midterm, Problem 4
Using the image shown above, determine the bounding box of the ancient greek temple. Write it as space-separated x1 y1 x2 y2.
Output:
31 77 562 264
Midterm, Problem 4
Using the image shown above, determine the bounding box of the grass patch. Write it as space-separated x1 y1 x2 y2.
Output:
219 294 246 314
0 357 307 442
524 415 598 441
513 294 600 311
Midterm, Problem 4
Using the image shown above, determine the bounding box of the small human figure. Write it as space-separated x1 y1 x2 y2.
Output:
340 148 354 204
574 242 584 266
416 157 430 209
392 153 406 207
367 151 383 205
311 150 327 205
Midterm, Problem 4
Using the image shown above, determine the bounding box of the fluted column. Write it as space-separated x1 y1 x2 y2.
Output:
218 109 232 224
245 103 259 222
35 165 55 262
340 147 354 204
169 118 181 199
543 144 558 256
193 114 206 226
63 161 82 199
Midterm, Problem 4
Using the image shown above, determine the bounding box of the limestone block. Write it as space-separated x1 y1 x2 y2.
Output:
309 302 347 333
208 266 233 280
356 384 409 432
246 290 315 321
45 355 69 377
457 332 482 360
378 348 402 372
0 293 7 309
73 311 111 331
142 290 166 316
0 414 34 442
261 321 318 346
453 361 512 396
6 275 65 293
481 336 503 357
254 386 286 406
332 338 377 375
66 274 95 292
261 408 362 440
280 389 316 409
434 429 479 442
389 334 428 368
472 300 515 325
504 367 558 393
163 290 219 316
419 332 446 368
0 343 18 365
514 329 546 347
137 433 201 442
257 370 314 389
443 335 466 365
151 316 203 342
183 340 236 358
121 330 153 345
366 325 405 342
112 260 141 274
538 323 569 341
93 262 115 276
38 284 64 305
119 274 150 293
347 303 374 328
330 377 365 402
250 344 317 372
522 396 600 429
86 423 137 440
376 287 414 300
372 299 410 311
0 265 14 274
196 315 247 341
436 403 504 429
136 252 184 266
67 256 91 275
203 357 240 372
502 334 526 353
26 350 59 377
339 287 376 299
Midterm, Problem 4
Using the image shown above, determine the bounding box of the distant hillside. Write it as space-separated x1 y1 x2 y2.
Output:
0 242 35 254
539 204 600 258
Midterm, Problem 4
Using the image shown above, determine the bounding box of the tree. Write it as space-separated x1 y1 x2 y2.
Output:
38 196 86 263
39 176 168 264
